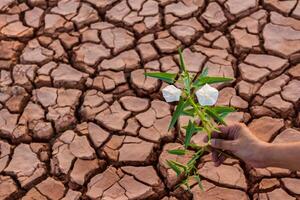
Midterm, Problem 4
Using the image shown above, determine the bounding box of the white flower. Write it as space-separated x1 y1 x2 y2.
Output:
162 85 182 102
196 84 219 106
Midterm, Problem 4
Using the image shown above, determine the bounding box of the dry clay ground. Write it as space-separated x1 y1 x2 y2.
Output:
0 0 300 199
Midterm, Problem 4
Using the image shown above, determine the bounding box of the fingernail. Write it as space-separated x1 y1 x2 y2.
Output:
210 139 216 147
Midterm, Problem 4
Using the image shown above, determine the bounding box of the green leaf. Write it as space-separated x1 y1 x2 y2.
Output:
182 107 195 117
166 160 182 176
183 74 191 93
210 106 235 118
188 143 202 149
176 178 190 191
171 160 188 170
194 175 204 191
182 125 203 132
187 149 203 166
168 98 188 130
211 106 235 113
178 47 192 93
200 67 209 78
168 149 187 155
205 107 227 125
166 160 187 175
184 120 197 148
194 125 204 132
193 76 233 88
184 180 191 191
219 113 230 118
191 67 208 90
178 48 186 72
144 72 177 84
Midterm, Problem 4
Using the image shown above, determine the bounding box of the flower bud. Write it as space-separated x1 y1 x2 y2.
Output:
162 85 182 102
196 84 219 106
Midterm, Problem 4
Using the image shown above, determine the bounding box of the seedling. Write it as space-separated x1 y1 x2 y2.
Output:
145 48 235 190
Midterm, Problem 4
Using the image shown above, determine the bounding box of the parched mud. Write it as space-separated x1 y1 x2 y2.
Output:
0 0 300 199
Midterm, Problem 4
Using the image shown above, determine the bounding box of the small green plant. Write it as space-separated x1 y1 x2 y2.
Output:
145 48 235 190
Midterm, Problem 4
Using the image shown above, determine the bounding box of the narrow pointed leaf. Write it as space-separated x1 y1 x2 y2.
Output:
178 47 186 72
183 75 191 93
188 143 202 149
211 106 235 113
178 47 191 93
184 120 197 148
144 72 177 84
219 112 231 118
194 125 204 132
169 160 187 170
168 98 188 130
182 125 188 130
166 160 182 176
187 149 203 166
183 125 203 132
193 76 233 88
205 107 227 125
200 67 209 77
210 106 235 118
168 149 187 155
194 175 204 191
182 107 195 117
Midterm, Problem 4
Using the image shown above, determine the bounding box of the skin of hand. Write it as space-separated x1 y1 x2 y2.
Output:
204 123 267 168
204 123 300 171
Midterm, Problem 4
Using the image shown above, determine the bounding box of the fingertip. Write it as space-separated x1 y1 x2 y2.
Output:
218 155 226 165
211 131 219 138
211 151 218 163
203 135 208 143
214 161 221 167
219 126 228 133
210 139 217 148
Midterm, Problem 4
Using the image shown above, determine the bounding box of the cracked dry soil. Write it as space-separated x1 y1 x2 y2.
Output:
0 0 300 199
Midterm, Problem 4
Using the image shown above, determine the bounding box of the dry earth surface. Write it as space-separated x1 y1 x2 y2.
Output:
0 0 300 199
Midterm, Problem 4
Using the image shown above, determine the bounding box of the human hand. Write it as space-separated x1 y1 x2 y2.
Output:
204 123 268 168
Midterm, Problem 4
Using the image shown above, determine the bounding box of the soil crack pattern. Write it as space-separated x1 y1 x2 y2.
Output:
0 0 300 199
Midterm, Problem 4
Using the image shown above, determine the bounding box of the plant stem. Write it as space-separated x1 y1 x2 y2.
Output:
187 97 214 140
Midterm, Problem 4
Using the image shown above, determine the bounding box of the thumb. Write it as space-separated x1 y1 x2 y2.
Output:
210 139 234 151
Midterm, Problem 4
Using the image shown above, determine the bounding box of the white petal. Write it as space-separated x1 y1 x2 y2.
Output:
162 85 182 102
196 84 219 106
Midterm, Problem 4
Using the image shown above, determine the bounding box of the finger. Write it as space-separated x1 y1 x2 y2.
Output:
218 126 231 139
203 135 208 143
203 131 220 143
210 139 234 151
213 151 225 167
228 124 241 140
215 154 226 166
211 131 220 138
203 124 242 143
211 150 219 163
219 124 241 140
